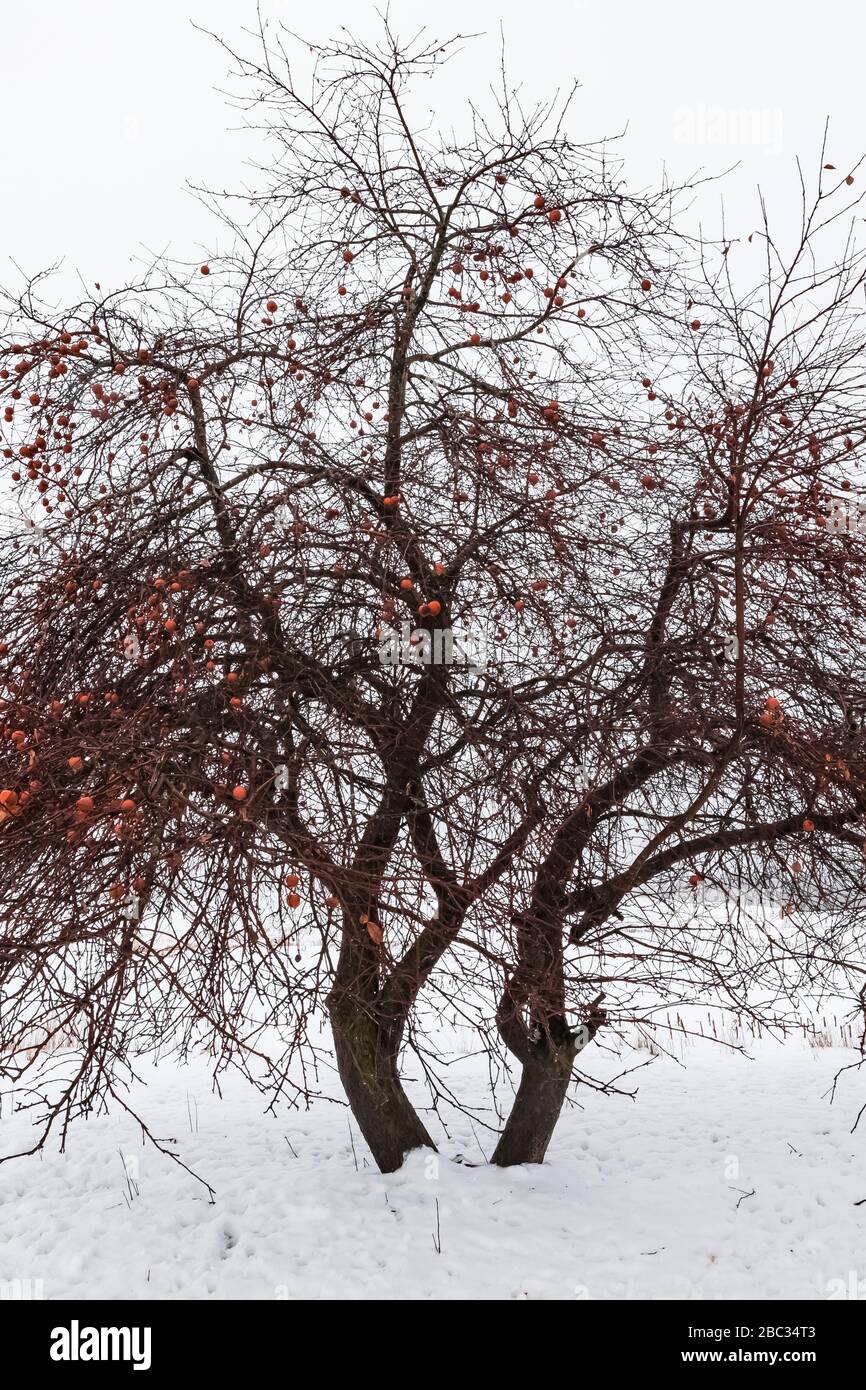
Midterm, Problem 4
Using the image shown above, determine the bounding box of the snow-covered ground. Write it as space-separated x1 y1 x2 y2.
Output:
1 1035 865 1300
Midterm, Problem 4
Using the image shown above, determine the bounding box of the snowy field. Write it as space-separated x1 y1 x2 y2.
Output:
1 1035 865 1301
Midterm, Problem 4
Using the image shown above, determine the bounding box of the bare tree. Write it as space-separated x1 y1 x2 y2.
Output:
480 147 866 1162
1 22 865 1176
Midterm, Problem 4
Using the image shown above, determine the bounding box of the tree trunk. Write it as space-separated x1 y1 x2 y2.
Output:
491 1040 577 1166
329 999 436 1173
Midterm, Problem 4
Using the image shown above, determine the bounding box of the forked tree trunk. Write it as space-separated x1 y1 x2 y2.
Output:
492 996 604 1166
491 1039 577 1166
328 993 435 1173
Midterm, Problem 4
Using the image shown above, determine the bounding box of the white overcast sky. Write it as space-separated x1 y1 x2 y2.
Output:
1 0 863 291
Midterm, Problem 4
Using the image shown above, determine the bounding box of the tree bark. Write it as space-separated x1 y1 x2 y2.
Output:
328 994 435 1173
492 995 604 1166
491 1039 577 1166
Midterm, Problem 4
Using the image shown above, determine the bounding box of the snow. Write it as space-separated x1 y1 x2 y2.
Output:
1 1037 865 1300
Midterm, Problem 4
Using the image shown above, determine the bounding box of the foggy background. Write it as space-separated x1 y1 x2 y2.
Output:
1 0 861 291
